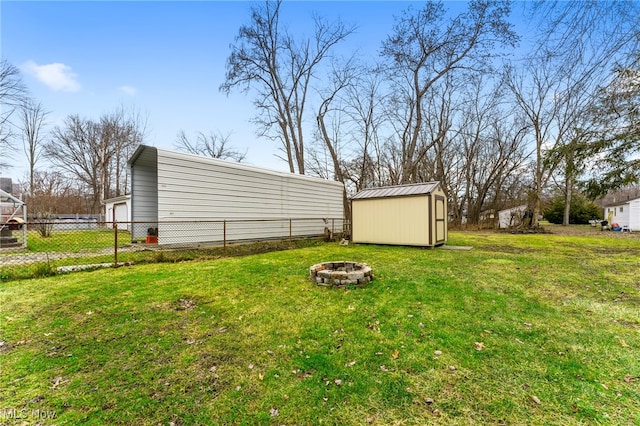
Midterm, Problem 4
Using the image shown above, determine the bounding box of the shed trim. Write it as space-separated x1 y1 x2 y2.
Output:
351 182 441 200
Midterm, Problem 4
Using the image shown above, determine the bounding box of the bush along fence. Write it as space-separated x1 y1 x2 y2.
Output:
0 218 347 280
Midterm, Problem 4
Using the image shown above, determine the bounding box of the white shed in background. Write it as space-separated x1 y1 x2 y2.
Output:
103 194 131 230
604 197 640 231
127 145 345 245
497 205 528 229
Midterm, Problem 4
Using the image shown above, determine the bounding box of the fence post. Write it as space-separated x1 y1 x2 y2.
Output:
113 220 118 267
223 220 227 253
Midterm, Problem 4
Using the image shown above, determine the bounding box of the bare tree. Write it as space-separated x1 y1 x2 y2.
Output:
221 0 355 174
341 72 389 191
380 0 518 184
582 55 640 198
47 116 102 212
507 0 639 226
175 130 246 162
101 106 147 197
46 109 145 213
314 58 361 218
23 170 87 216
19 100 48 196
0 60 28 170
307 68 391 197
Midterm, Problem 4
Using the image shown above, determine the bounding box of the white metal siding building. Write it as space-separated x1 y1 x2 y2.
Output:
605 197 640 231
128 145 344 245
497 205 528 229
103 195 131 230
351 182 448 247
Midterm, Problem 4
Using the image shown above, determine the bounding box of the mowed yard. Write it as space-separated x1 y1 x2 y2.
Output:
1 230 639 425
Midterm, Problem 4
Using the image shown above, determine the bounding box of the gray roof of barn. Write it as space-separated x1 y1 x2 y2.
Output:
351 182 441 200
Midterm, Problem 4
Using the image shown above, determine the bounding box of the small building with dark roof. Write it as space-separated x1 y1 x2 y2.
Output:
351 182 447 247
604 196 640 231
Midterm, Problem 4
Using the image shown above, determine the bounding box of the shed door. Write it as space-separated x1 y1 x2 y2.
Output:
435 195 446 244
114 202 129 230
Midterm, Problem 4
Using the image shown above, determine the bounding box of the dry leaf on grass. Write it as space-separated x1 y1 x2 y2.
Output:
51 376 63 389
391 349 399 359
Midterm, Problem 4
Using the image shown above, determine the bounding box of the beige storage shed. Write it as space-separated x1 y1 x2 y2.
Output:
351 182 447 247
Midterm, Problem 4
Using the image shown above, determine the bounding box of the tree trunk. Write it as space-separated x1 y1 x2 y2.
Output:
563 175 572 226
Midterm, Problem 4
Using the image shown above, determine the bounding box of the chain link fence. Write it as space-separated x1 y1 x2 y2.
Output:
0 217 347 281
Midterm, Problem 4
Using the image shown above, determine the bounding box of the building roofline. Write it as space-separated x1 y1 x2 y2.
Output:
128 144 344 188
604 196 640 207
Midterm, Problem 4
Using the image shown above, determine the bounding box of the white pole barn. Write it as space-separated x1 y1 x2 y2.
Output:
127 145 345 245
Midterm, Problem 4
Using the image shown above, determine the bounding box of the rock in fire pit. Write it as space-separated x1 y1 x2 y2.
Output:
310 261 373 287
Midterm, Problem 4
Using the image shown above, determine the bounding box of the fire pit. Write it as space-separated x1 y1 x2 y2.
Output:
310 261 373 287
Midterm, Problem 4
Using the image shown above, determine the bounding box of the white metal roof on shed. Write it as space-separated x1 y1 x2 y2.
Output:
351 182 441 200
605 196 640 207
128 144 344 188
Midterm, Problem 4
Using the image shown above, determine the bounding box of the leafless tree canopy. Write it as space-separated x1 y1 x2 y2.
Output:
45 108 145 213
19 100 48 196
380 0 519 185
20 170 90 216
582 54 640 198
175 130 246 162
506 0 639 225
0 60 29 169
221 0 355 174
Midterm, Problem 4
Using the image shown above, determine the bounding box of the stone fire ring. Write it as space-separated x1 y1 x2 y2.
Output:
310 261 373 287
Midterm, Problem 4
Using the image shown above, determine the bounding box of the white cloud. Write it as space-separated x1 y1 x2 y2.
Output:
118 85 137 96
21 60 81 92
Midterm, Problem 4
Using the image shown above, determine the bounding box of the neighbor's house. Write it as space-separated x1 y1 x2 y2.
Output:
351 182 447 247
103 194 131 230
127 145 344 245
604 196 640 231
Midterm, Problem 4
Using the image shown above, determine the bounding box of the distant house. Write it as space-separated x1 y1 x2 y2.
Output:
497 205 528 229
103 194 131 230
604 197 640 231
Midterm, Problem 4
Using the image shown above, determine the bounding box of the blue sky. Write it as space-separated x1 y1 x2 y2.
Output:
1 1 516 179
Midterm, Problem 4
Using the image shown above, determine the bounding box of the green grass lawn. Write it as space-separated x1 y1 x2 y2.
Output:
1 232 639 425
24 229 128 252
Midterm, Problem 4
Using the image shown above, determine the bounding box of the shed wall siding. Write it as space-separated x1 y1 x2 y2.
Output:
352 196 430 246
630 200 640 231
130 148 158 239
130 148 345 245
155 150 343 220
